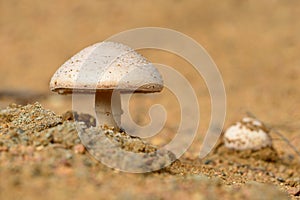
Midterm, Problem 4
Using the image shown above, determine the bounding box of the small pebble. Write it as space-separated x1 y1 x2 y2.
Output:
65 152 73 160
73 144 85 154
36 146 44 151
277 177 285 183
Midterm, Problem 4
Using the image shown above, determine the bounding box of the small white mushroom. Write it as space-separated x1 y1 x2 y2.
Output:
223 117 272 150
50 41 163 131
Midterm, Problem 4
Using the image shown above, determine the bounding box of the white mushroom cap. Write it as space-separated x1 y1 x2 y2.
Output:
50 42 163 94
223 117 272 151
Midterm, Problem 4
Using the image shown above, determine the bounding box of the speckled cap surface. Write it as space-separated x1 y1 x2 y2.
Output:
223 117 272 151
50 42 163 94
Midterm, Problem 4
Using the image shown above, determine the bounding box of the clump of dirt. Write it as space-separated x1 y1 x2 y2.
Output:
61 110 177 172
0 102 61 132
62 110 96 127
215 143 279 162
0 103 299 199
74 124 176 172
0 103 176 173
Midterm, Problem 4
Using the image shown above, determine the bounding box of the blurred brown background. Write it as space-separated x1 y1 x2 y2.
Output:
1 0 299 155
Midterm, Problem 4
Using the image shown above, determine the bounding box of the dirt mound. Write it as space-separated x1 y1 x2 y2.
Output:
0 103 299 199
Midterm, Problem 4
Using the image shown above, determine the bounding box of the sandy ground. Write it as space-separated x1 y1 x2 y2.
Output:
0 0 300 199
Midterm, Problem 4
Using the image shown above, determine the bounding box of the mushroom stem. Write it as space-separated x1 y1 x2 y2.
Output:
95 90 122 130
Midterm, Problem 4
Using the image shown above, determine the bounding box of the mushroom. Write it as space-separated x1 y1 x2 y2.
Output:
50 41 163 131
223 117 272 150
